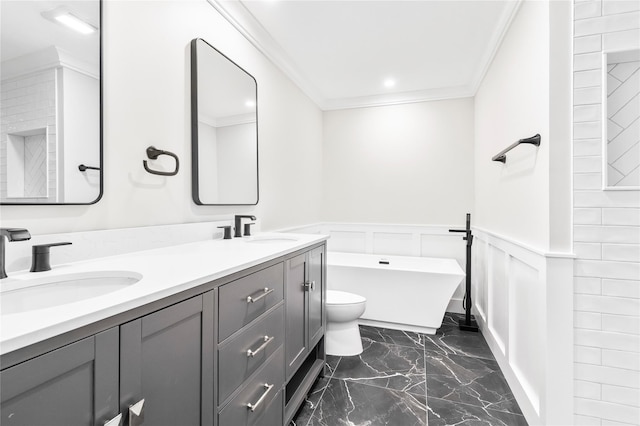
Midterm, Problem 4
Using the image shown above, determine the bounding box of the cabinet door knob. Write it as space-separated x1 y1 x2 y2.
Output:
246 383 274 412
303 281 315 291
246 335 274 357
104 413 123 426
128 399 145 426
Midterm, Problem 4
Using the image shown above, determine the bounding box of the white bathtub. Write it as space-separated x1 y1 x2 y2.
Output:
327 252 465 334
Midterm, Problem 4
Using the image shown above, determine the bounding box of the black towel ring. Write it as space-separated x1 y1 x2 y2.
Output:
143 146 179 176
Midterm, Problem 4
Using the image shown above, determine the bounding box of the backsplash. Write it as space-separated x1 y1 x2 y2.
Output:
3 219 248 275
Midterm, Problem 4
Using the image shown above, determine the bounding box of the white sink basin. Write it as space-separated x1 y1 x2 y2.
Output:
244 235 300 244
1 271 142 315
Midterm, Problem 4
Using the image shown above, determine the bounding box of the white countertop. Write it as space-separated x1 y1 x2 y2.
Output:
0 232 328 356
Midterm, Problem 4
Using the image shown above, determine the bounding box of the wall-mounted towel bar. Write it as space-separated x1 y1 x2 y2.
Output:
143 146 179 176
78 164 100 172
492 134 541 163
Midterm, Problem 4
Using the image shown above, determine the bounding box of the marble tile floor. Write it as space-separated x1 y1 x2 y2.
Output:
291 313 528 426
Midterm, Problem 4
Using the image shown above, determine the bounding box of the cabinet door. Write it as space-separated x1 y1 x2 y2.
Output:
120 293 214 426
308 246 325 347
0 328 119 426
285 253 307 379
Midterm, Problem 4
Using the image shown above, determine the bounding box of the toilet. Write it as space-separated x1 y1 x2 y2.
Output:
325 290 367 356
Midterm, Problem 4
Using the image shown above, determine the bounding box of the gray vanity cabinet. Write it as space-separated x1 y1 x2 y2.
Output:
285 252 307 377
0 328 120 426
1 241 327 426
307 246 325 349
285 245 325 379
120 293 215 426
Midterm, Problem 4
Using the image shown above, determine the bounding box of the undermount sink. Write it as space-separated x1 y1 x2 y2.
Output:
244 235 300 244
1 271 142 315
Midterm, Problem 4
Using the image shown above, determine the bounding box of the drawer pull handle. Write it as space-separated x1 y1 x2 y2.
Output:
246 287 273 303
246 383 274 412
247 335 274 357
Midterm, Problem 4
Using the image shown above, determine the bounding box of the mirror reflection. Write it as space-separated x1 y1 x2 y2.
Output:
191 38 258 205
1 0 101 204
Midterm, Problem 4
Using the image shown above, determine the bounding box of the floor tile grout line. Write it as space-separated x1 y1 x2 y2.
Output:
330 374 427 398
426 395 527 418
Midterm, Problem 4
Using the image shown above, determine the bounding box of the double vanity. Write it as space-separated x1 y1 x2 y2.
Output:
1 233 327 426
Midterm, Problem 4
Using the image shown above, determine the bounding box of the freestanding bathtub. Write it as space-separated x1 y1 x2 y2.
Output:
327 252 465 334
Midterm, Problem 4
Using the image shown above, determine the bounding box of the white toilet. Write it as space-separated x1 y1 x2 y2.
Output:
325 290 367 356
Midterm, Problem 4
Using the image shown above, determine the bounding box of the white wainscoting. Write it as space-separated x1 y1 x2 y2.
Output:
282 222 470 314
473 227 574 426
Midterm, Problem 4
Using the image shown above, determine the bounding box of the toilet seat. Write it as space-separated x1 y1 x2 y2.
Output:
326 290 366 305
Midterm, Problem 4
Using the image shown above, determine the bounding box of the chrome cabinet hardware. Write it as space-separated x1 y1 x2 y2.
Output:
303 281 315 291
246 287 273 303
246 335 274 357
128 399 145 426
104 413 122 426
246 383 274 412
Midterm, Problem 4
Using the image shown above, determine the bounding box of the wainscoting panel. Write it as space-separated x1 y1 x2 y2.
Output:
473 227 574 426
488 245 509 356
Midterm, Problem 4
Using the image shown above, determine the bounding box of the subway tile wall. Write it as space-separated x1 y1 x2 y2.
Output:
0 69 57 202
573 1 640 424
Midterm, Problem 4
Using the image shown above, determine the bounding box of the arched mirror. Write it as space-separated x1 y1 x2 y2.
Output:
0 0 102 205
191 38 259 206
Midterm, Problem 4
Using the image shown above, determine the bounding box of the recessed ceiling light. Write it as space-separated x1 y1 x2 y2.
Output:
383 78 396 88
42 7 97 35
245 100 256 108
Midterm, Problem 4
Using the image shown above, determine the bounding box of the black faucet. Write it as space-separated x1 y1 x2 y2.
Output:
234 215 256 237
30 242 73 272
0 228 31 279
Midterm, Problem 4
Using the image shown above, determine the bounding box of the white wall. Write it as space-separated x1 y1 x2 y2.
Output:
322 98 474 225
217 122 257 202
473 1 574 425
474 0 552 251
61 67 100 203
0 0 324 235
572 1 640 424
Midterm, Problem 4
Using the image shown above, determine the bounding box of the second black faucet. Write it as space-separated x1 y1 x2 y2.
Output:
234 215 256 238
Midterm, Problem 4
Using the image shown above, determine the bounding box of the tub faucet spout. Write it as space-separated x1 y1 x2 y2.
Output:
0 228 31 279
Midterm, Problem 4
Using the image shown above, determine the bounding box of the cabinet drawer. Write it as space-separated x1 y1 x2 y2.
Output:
219 347 284 426
219 263 284 342
219 304 284 404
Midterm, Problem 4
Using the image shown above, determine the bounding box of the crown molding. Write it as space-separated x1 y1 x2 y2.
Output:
208 0 523 111
468 0 523 94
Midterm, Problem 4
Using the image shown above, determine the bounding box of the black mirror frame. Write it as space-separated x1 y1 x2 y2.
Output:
0 0 103 206
190 38 259 206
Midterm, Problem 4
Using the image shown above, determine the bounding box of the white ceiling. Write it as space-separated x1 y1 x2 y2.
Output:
209 0 522 110
1 1 100 68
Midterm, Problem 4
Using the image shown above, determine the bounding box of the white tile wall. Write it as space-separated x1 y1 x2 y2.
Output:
573 1 640 424
1 69 57 202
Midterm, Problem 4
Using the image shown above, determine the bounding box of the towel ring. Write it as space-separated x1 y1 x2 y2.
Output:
143 146 179 176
